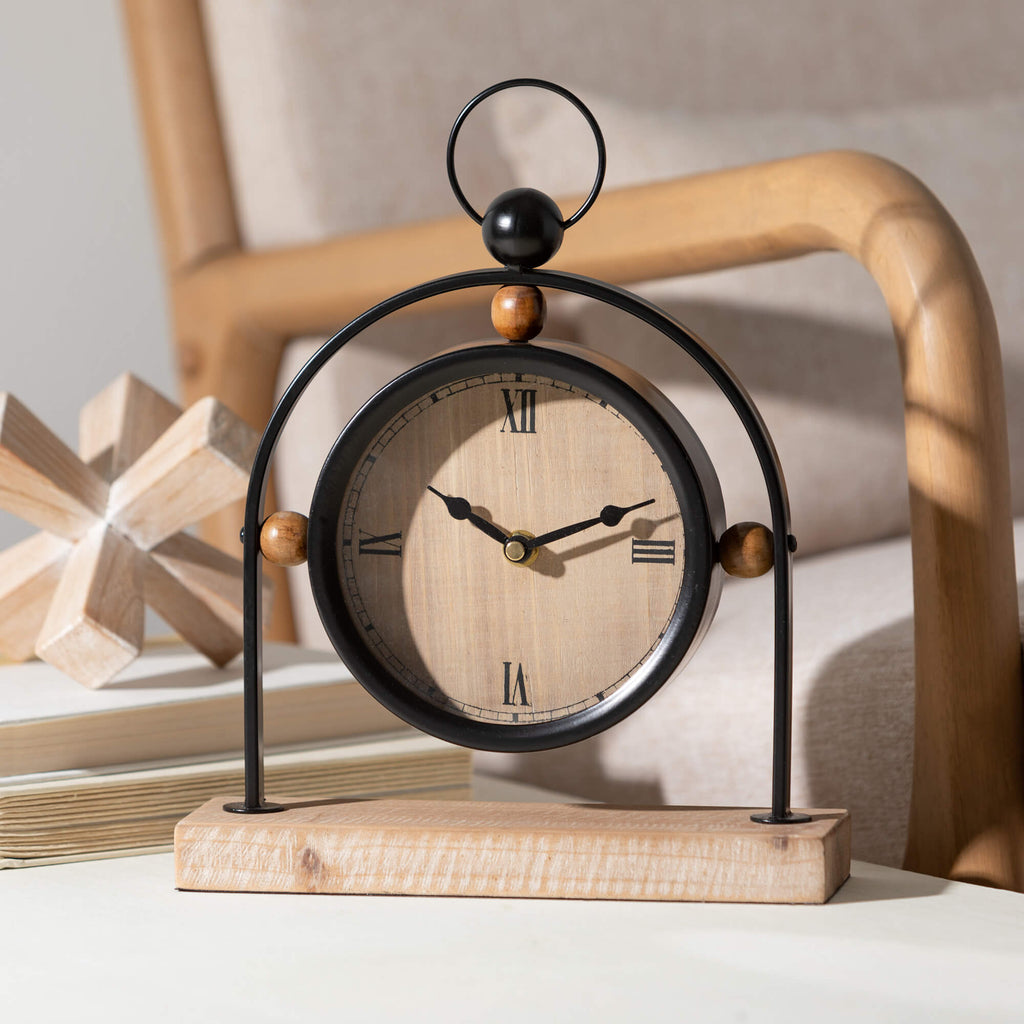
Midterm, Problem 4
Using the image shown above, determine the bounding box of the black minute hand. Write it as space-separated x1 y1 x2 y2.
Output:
427 485 509 545
524 498 655 551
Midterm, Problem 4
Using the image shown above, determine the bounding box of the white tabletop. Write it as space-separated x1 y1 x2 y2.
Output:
3 778 1023 1023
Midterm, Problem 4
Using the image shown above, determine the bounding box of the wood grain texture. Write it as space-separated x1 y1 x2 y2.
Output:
0 647 408 777
491 285 546 342
121 3 1020 887
335 369 687 722
174 336 295 641
119 0 239 274
79 373 182 480
719 522 774 578
2 735 471 860
0 393 107 540
83 381 249 662
148 531 261 635
0 533 71 661
259 511 308 567
108 396 257 550
35 525 145 688
175 798 850 903
143 557 242 667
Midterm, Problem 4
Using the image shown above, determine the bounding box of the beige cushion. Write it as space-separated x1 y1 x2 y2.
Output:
491 91 1024 553
478 517 1024 868
201 0 1024 248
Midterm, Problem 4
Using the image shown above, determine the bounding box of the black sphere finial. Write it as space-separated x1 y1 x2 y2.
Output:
447 80 606 268
482 188 564 269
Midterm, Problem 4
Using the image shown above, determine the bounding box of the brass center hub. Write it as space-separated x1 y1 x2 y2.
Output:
504 531 538 566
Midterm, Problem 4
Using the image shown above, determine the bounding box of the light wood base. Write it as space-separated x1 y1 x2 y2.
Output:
175 797 850 903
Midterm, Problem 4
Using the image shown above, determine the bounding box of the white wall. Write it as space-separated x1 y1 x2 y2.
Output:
0 0 174 550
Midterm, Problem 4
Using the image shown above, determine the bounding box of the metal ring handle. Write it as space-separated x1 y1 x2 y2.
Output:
446 78 607 228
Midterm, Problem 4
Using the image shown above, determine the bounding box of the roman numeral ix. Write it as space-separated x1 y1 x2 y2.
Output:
358 529 403 556
502 661 530 706
631 538 676 564
500 388 537 434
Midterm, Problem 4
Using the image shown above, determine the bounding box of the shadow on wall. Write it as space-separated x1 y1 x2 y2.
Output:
478 600 909 856
804 578 1024 867
579 298 905 426
479 603 913 864
477 577 1024 868
802 613 915 868
281 292 1023 567
577 296 1024 552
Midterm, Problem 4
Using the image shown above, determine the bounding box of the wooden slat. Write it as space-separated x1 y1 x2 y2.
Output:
0 533 71 661
78 375 251 664
35 525 145 688
119 0 240 273
175 799 851 904
0 677 405 778
142 555 242 667
120 0 295 642
0 394 106 540
148 531 272 635
107 397 257 550
79 373 182 480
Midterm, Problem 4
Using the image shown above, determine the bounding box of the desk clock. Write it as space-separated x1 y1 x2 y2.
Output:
175 81 850 903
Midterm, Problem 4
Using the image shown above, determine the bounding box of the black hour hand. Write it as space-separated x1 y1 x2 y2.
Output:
525 498 655 550
427 485 509 545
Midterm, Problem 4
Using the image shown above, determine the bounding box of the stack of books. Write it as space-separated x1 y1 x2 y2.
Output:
0 643 472 868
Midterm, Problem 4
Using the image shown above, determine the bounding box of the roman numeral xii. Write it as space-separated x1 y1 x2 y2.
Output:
500 388 537 434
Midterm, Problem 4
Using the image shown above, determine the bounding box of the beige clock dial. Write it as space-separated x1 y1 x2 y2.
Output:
308 342 722 750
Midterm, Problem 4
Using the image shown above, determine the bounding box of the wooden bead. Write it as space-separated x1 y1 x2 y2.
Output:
491 285 546 342
260 511 308 567
718 522 774 578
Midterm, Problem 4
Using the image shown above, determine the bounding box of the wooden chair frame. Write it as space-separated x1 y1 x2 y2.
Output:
122 0 1023 889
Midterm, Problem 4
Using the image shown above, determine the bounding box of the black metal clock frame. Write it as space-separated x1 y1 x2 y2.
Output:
306 341 720 753
231 265 805 824
229 78 809 826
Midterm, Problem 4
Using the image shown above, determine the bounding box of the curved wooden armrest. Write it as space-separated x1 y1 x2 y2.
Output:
594 153 1023 888
172 152 1022 890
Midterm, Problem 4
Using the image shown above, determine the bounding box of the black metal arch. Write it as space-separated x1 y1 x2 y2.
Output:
231 266 806 824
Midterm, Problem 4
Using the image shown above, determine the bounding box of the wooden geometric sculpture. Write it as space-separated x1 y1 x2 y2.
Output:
0 374 263 688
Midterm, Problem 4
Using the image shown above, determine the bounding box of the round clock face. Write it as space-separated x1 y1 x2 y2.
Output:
308 342 723 751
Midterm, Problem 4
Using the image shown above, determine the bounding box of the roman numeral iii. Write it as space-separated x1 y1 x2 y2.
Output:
502 661 530 706
500 388 537 434
358 530 403 556
631 538 676 564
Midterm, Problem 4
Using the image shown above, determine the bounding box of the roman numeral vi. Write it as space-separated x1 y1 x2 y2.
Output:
502 662 530 706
